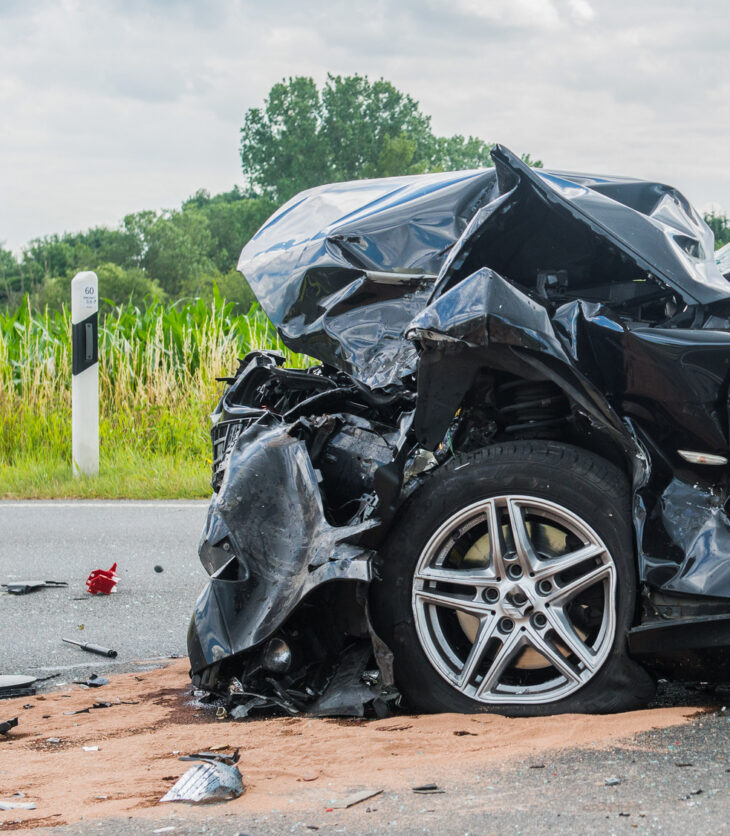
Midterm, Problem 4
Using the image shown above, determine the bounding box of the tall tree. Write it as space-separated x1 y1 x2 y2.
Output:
239 74 531 204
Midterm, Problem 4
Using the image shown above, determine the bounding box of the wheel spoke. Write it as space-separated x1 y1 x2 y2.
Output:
531 543 606 581
416 565 489 587
412 493 617 704
546 563 612 605
486 500 506 581
414 587 489 617
544 606 599 671
458 613 500 688
525 626 582 683
476 628 525 696
506 499 538 574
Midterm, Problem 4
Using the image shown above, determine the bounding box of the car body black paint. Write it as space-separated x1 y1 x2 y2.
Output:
189 145 730 706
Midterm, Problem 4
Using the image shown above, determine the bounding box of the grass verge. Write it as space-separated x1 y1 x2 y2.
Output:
0 453 210 499
1 296 308 499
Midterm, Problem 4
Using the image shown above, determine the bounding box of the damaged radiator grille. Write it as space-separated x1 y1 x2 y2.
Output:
211 420 247 490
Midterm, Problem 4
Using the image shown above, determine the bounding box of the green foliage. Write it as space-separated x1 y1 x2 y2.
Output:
704 210 730 249
34 263 166 312
139 209 215 295
0 297 308 497
1 191 273 310
181 269 256 315
182 192 275 274
239 73 538 203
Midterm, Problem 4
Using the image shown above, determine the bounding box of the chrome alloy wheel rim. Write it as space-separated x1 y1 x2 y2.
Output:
412 495 617 704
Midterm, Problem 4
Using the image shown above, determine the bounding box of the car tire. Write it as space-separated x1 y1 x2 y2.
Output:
370 441 655 716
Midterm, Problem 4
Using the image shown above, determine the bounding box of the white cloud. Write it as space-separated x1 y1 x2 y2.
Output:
0 0 729 252
457 0 563 30
566 0 596 23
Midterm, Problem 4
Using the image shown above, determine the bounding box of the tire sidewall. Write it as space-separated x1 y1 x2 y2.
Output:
372 442 651 716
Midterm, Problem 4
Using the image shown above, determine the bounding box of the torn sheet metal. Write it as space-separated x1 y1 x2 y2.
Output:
644 478 730 596
238 169 496 387
159 761 243 804
189 420 375 672
238 144 727 387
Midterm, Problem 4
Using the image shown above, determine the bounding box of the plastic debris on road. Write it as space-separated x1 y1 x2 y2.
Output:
1 579 67 595
0 799 36 811
0 675 36 700
85 562 119 595
0 717 18 735
159 760 244 804
73 674 109 688
331 788 383 809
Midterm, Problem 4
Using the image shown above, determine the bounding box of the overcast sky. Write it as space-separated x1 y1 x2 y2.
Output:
1 0 729 252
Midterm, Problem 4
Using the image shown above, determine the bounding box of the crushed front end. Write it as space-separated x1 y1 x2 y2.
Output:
188 351 416 715
189 144 730 715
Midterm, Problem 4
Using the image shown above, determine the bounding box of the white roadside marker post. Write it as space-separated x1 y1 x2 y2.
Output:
71 271 99 477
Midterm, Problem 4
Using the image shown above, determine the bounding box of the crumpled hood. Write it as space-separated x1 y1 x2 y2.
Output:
238 145 728 387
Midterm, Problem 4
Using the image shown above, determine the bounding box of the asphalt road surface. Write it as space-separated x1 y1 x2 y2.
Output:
0 500 209 681
42 709 730 835
3 501 730 835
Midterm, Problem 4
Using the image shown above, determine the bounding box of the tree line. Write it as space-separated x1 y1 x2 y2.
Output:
2 73 726 313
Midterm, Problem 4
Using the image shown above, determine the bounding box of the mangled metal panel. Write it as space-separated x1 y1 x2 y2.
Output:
410 266 730 599
716 240 730 279
190 419 376 672
238 145 728 388
434 147 728 305
238 169 497 387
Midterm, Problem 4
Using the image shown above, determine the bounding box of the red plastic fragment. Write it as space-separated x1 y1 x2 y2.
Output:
85 562 119 595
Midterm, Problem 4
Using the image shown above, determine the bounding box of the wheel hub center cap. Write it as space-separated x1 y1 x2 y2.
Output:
501 584 534 618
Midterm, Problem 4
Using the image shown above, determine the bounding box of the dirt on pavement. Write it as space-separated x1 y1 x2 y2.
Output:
0 660 701 830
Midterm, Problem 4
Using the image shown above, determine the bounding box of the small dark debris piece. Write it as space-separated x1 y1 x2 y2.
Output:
453 730 477 736
675 762 694 767
2 580 67 595
0 718 18 735
529 764 546 769
154 565 164 573
34 673 61 683
331 788 383 809
618 812 630 817
22 704 33 710
68 701 114 715
63 638 117 658
0 675 36 700
412 783 445 794
73 674 109 688
180 749 240 765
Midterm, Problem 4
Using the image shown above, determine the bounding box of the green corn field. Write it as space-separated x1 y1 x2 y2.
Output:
0 295 307 498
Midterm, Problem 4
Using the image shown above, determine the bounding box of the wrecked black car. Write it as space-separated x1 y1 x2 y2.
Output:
188 145 730 717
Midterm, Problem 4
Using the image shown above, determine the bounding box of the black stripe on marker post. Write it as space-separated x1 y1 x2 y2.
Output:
72 311 98 375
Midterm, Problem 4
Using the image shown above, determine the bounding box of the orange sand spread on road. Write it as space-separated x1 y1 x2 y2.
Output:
0 660 699 829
